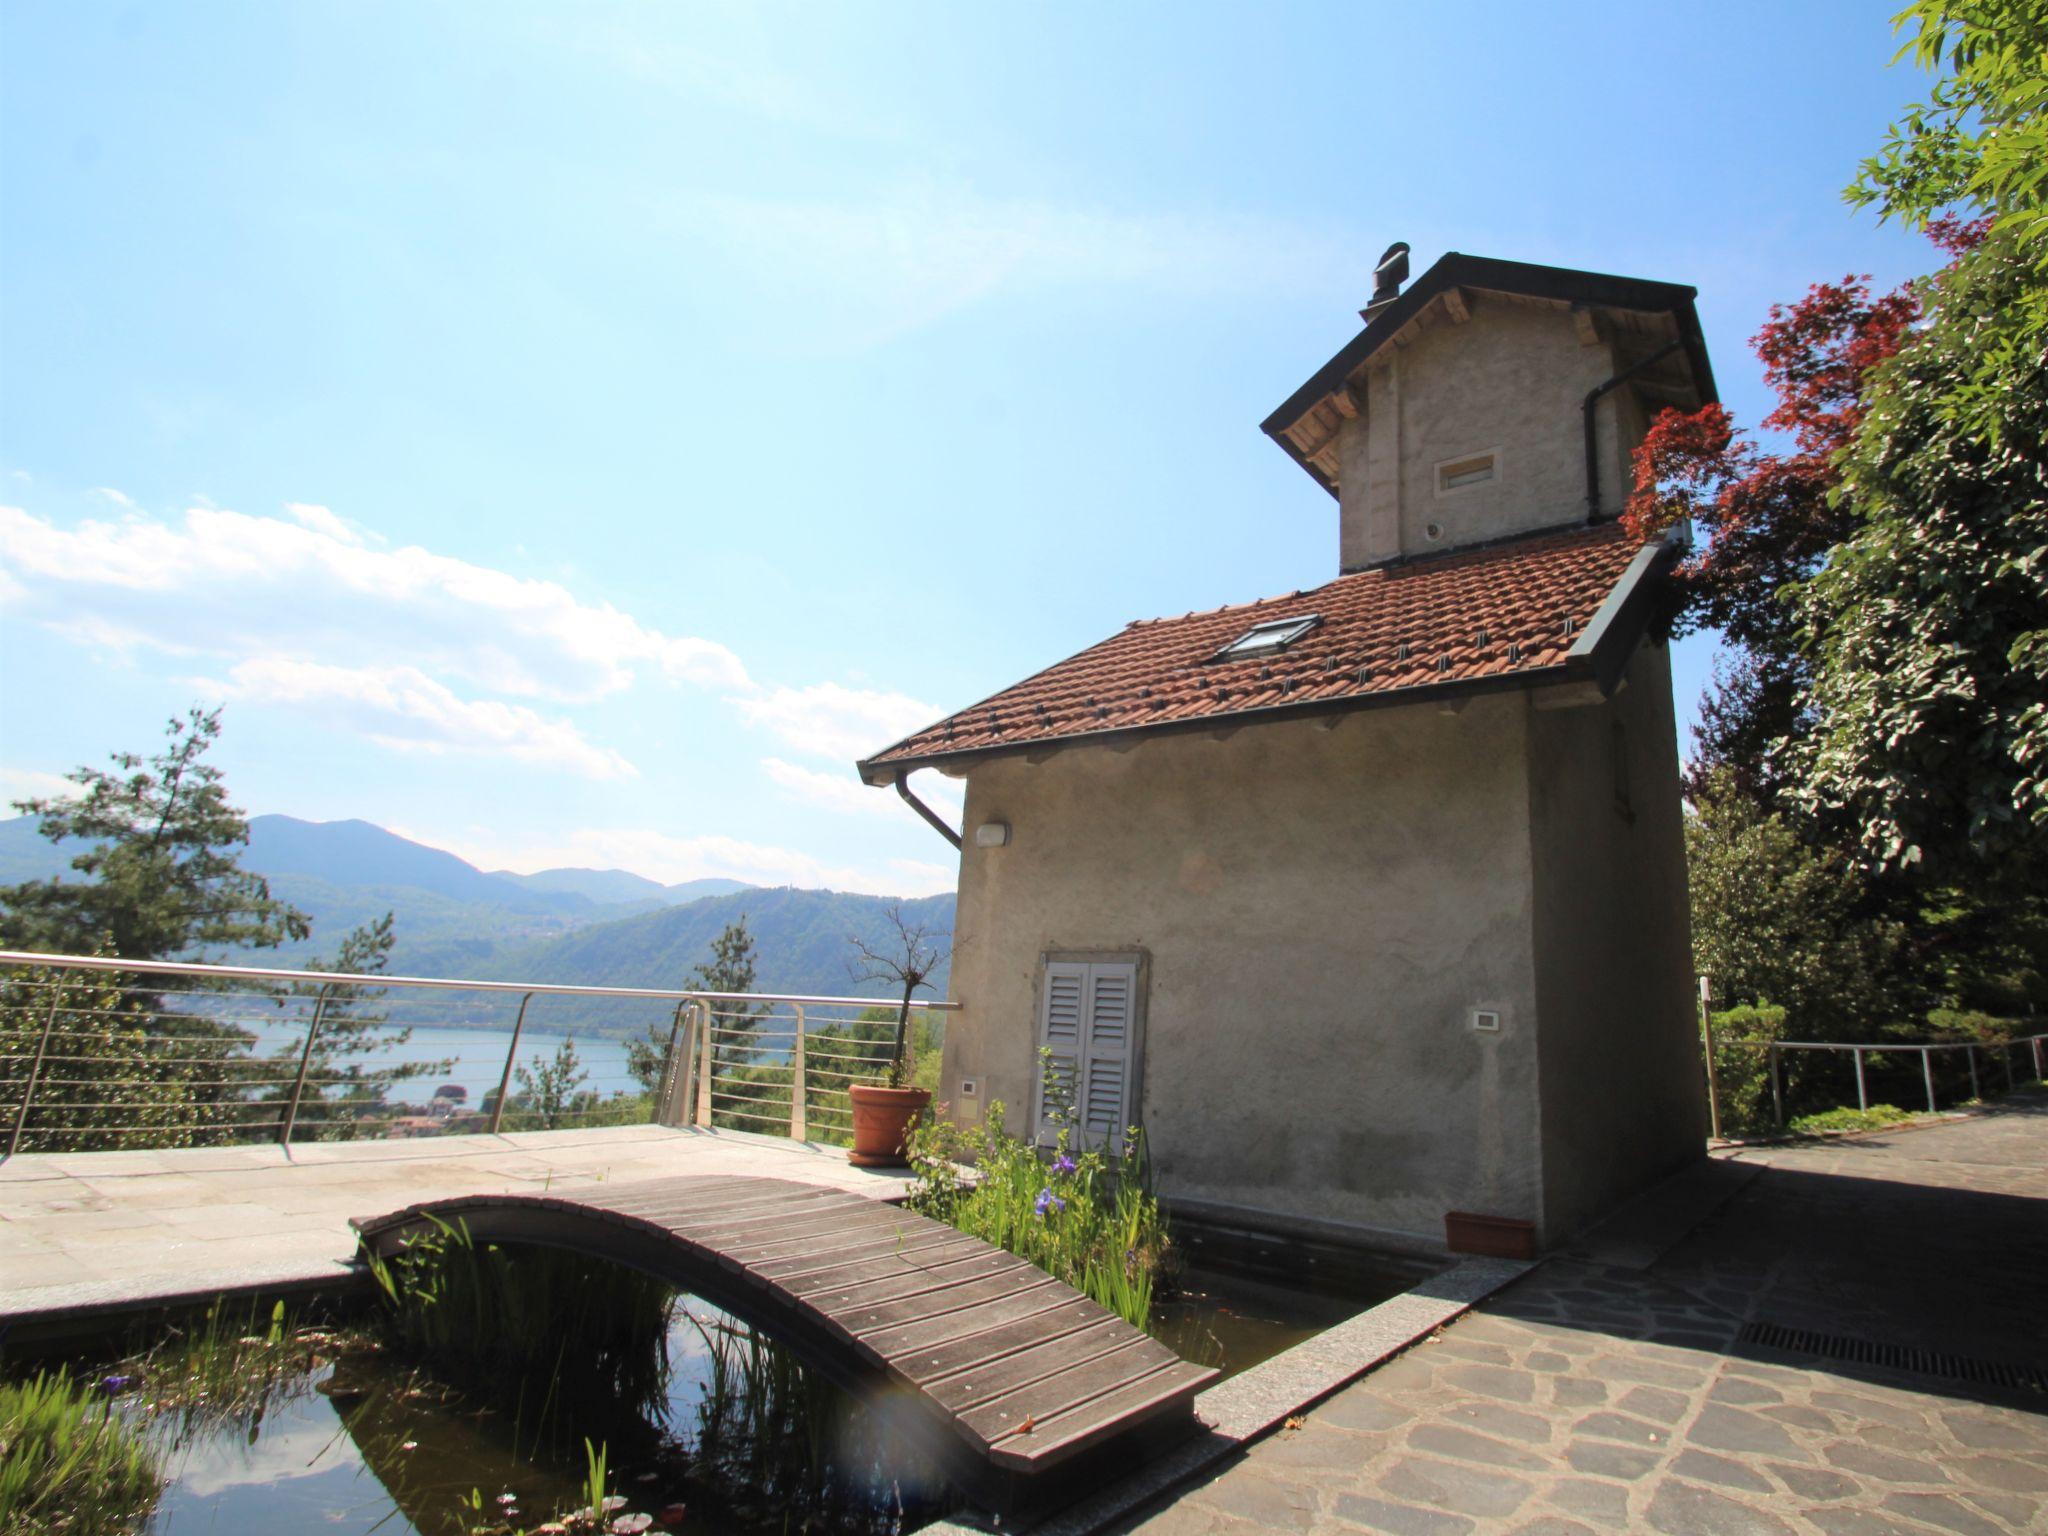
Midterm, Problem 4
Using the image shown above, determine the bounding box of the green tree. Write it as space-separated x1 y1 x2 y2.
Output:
1686 771 1907 1038
513 1036 587 1130
1850 0 2048 430
625 917 765 1091
0 707 309 959
253 914 450 1141
1791 228 2048 878
0 962 200 1153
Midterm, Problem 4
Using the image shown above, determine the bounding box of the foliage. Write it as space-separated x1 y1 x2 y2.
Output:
846 904 952 1087
366 1217 677 1434
626 917 766 1091
512 1036 590 1130
0 1369 162 1534
1704 1004 1791 1137
1792 227 2048 878
1686 772 1905 1037
0 962 203 1152
906 1068 1170 1329
1849 0 2048 434
0 707 309 960
1623 270 1920 799
1787 1103 1917 1135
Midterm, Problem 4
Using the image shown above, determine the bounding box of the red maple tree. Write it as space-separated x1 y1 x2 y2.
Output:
1620 220 1985 796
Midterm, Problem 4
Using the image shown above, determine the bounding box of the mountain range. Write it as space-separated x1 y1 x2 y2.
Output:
0 813 954 1002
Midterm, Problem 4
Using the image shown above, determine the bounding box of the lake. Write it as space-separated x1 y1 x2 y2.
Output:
238 1020 641 1108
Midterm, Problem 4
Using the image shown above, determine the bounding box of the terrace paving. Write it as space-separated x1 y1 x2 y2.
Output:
0 1123 912 1321
1120 1095 2048 1536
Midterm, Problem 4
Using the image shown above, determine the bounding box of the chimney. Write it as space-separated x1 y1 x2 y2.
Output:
1359 241 1410 321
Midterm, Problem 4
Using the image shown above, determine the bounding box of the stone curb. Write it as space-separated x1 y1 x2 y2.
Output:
923 1255 1533 1536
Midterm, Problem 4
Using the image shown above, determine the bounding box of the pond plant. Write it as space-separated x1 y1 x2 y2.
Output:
906 1051 1172 1330
0 1367 162 1533
365 1213 680 1441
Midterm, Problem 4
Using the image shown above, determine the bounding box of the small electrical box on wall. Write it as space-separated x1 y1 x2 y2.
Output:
1471 1008 1502 1033
958 1079 978 1098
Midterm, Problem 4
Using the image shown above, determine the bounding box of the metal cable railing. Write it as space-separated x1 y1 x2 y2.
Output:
1708 1027 2048 1133
0 951 953 1157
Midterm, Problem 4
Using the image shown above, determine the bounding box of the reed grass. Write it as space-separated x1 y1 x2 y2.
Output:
0 1369 162 1534
366 1216 677 1440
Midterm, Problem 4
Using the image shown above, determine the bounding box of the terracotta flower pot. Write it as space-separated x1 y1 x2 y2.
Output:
846 1083 932 1168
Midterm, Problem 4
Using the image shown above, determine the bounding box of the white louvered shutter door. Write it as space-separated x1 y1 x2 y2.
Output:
1080 962 1138 1147
1035 961 1088 1143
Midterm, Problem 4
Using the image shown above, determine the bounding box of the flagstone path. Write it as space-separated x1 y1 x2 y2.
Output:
1119 1095 2048 1536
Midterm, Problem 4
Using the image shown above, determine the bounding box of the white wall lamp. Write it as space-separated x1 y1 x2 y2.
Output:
974 820 1012 848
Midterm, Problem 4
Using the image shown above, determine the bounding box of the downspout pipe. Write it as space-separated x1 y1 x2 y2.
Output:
895 769 963 850
1583 339 1685 521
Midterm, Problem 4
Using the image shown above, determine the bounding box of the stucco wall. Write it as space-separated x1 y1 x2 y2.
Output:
939 693 1548 1249
1335 299 1634 570
1525 642 1706 1241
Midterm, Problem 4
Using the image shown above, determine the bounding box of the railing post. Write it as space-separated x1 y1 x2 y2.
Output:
1922 1047 1938 1113
1769 1045 1784 1131
790 1004 807 1142
2033 1035 2043 1081
1967 1043 1981 1102
656 999 690 1127
279 987 332 1147
1852 1047 1867 1113
488 992 534 1135
1697 975 1722 1141
6 985 64 1159
696 1000 714 1126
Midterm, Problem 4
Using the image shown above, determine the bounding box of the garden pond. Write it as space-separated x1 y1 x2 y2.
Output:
9 1254 1407 1536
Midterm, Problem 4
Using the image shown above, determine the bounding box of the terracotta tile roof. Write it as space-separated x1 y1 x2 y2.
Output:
862 522 1658 777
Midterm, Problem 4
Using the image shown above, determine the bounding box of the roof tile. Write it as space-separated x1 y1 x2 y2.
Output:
865 522 1646 772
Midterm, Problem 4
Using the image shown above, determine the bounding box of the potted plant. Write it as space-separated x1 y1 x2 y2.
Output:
845 905 949 1167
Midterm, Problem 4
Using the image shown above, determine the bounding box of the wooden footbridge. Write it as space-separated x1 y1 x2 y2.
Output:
352 1174 1214 1513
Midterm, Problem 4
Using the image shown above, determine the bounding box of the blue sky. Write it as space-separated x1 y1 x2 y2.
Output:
1 1 1938 897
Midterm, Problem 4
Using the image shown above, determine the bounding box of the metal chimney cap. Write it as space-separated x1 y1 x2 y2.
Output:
1360 241 1411 321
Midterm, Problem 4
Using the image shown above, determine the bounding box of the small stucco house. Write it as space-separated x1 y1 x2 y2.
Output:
857 249 1716 1255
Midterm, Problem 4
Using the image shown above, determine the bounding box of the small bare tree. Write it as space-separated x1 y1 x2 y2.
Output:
847 905 953 1088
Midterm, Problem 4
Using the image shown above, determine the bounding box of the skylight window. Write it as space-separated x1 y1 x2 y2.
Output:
1214 613 1319 661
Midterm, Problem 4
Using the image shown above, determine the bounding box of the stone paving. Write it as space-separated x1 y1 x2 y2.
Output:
0 1123 912 1317
1119 1096 2048 1536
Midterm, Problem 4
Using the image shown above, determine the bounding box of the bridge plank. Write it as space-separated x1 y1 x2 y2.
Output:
350 1172 1215 1505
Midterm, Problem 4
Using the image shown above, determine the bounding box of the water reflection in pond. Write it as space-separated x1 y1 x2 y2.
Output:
134 1301 950 1536
40 1253 1396 1534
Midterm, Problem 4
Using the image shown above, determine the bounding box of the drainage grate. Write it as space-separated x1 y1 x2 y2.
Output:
1737 1320 2048 1394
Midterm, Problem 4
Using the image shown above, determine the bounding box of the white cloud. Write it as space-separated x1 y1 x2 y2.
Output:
1 767 80 809
763 757 963 825
736 681 938 763
92 487 139 510
281 501 367 545
418 823 955 898
0 502 750 703
212 657 638 781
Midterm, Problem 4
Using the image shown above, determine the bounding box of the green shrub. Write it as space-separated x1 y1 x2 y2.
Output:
1787 1104 1916 1135
1706 1003 1789 1135
0 1369 162 1533
906 1060 1170 1329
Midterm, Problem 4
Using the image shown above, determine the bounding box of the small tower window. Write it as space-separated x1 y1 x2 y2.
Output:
1436 450 1499 495
1214 613 1319 661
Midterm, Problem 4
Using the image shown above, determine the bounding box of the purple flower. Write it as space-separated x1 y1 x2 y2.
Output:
100 1375 134 1393
1034 1187 1066 1218
1051 1154 1077 1176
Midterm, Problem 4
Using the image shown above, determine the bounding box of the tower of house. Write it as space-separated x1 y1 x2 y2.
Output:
1262 246 1714 571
